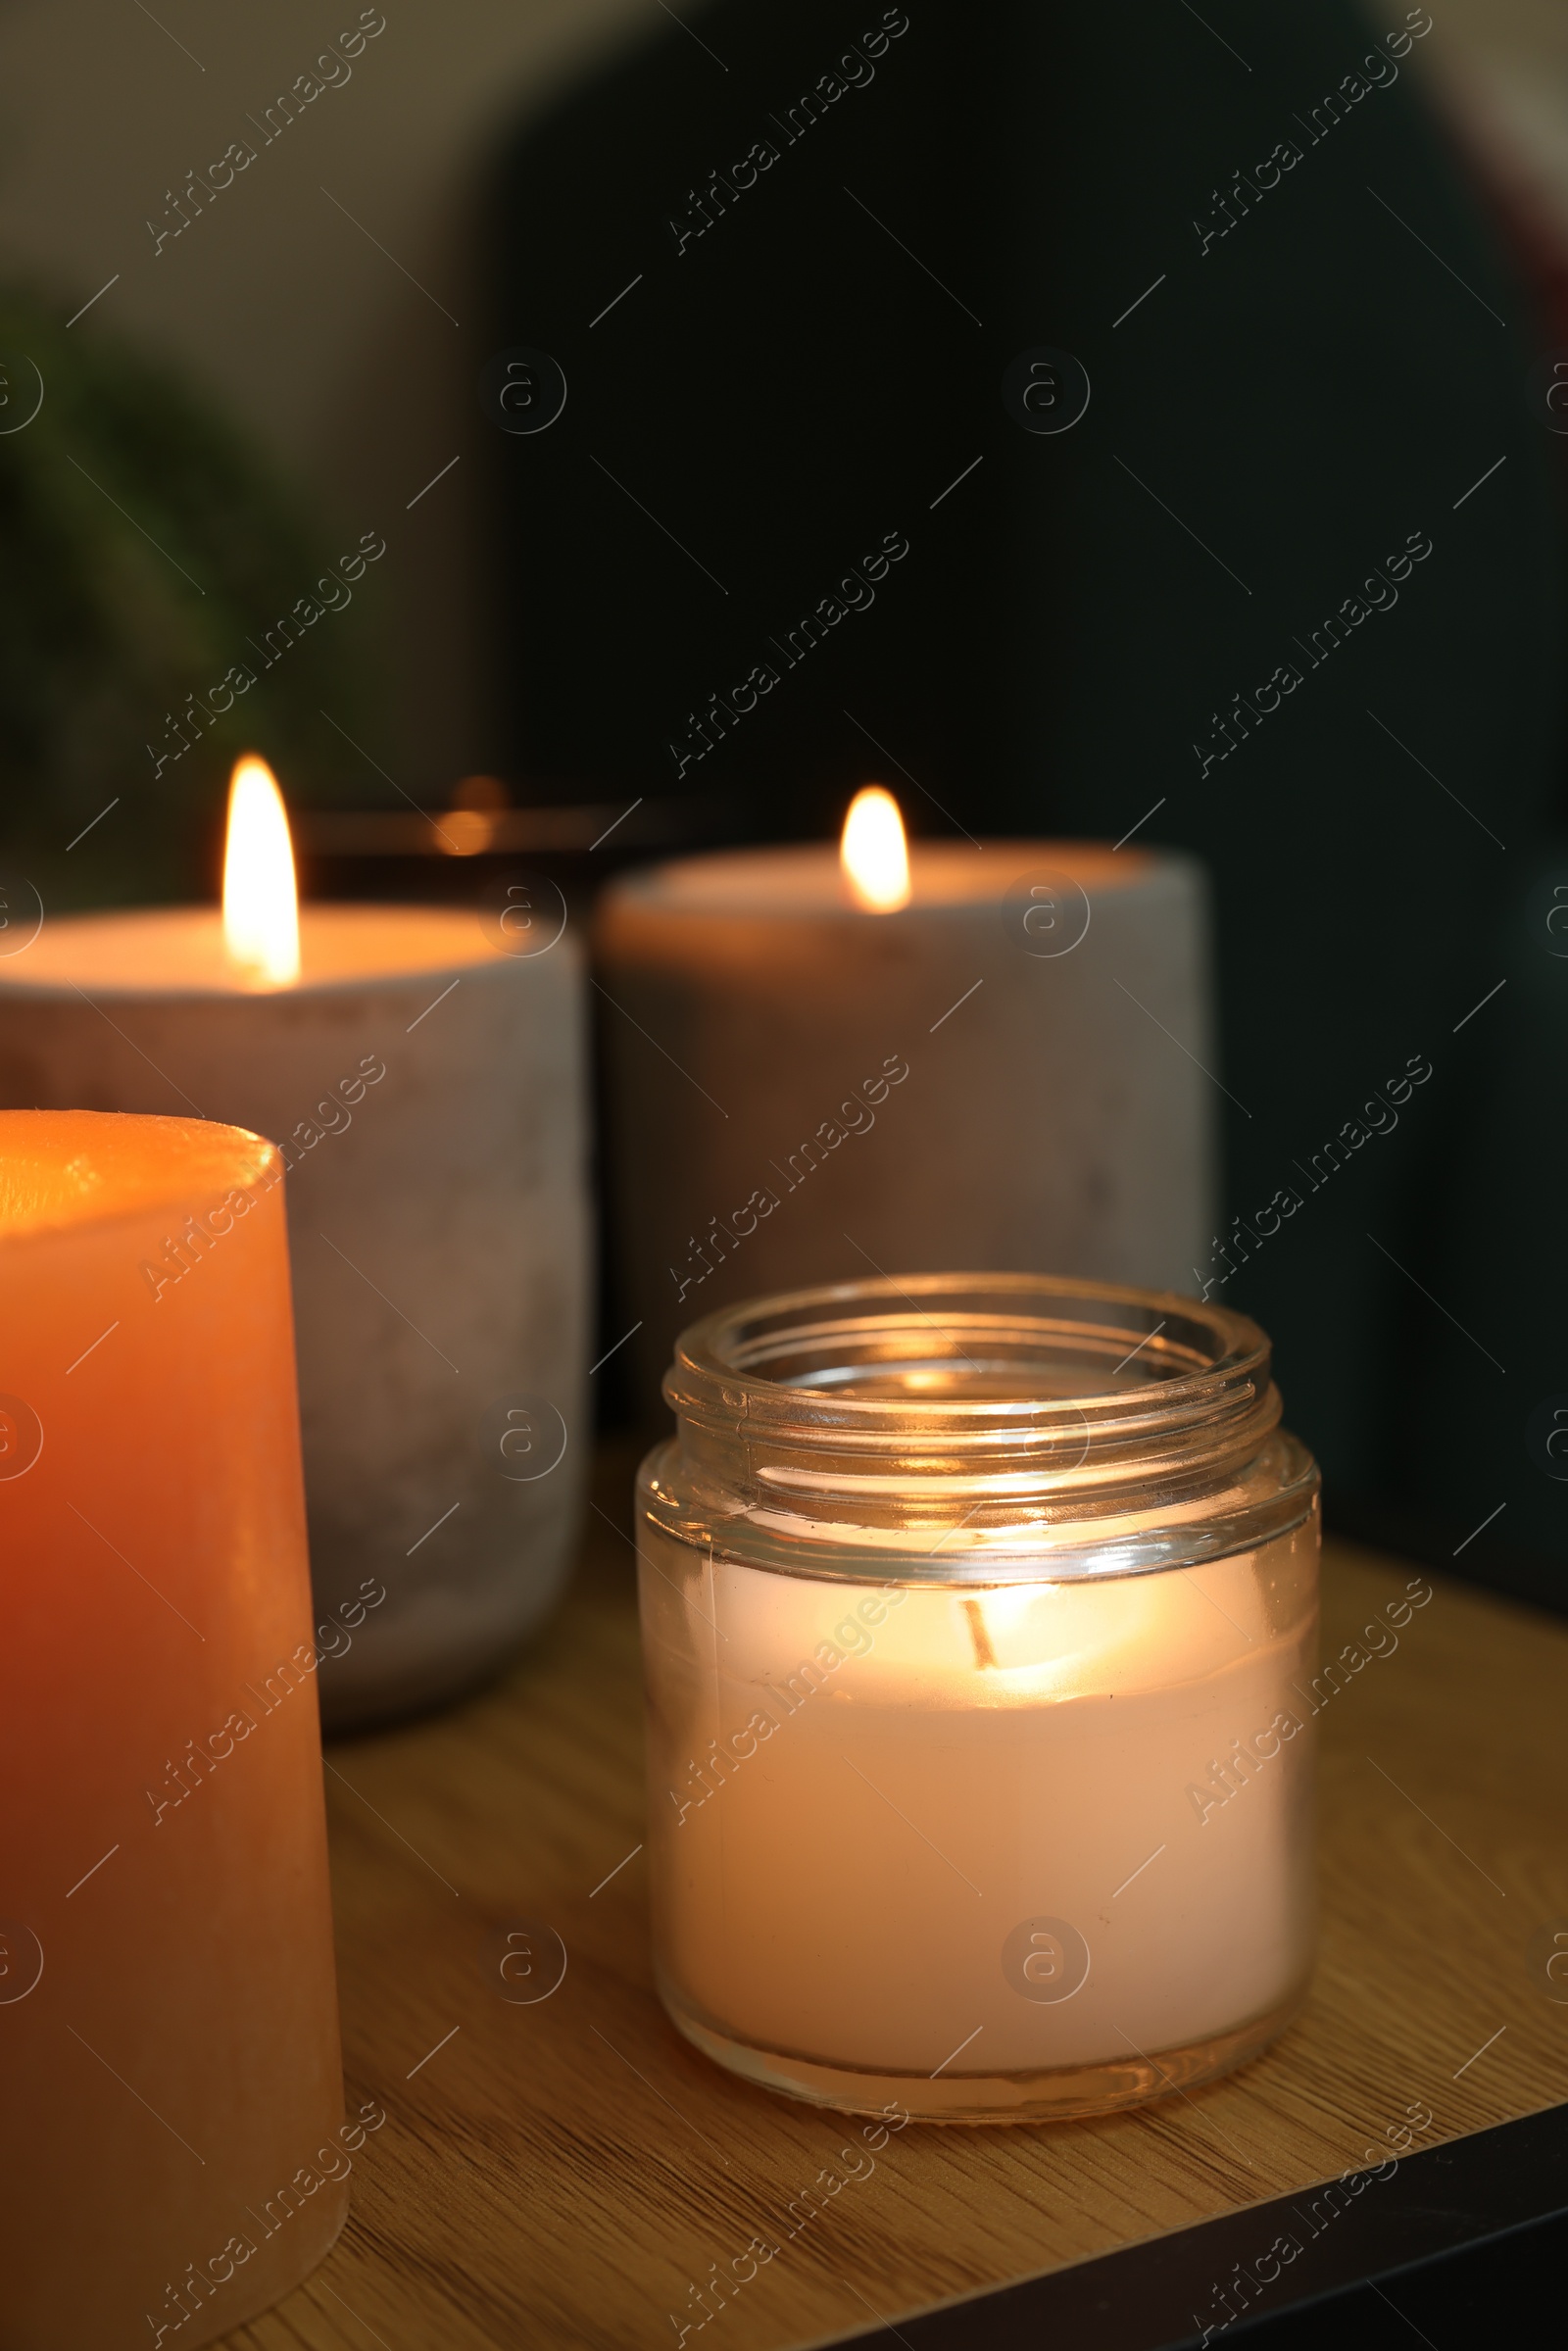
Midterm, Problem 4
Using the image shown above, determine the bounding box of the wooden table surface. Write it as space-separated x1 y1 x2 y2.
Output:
220 1446 1568 2351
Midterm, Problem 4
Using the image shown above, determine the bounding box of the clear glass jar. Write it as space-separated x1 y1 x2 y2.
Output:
637 1273 1319 2125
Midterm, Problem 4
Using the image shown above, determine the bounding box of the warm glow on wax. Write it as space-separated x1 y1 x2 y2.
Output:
840 786 911 911
222 757 300 986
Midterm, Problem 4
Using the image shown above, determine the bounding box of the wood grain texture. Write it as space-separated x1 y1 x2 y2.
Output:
218 1450 1568 2351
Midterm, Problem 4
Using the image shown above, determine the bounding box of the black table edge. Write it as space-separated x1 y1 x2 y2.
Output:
818 2099 1568 2350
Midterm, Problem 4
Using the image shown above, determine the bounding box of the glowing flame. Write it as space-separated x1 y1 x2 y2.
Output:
840 785 910 912
222 758 300 986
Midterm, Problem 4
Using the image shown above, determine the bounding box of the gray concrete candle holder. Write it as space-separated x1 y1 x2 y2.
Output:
596 841 1215 1416
0 906 591 1728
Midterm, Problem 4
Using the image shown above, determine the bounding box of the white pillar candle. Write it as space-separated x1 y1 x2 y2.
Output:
597 836 1215 1414
0 898 590 1727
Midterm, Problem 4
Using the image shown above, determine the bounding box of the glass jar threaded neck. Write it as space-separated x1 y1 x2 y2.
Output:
655 1273 1317 1581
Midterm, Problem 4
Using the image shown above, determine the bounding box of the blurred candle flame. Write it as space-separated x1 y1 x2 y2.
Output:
840 786 910 912
222 758 300 986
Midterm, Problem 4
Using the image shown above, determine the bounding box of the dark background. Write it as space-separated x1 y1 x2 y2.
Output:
6 0 1563 1601
478 0 1568 1602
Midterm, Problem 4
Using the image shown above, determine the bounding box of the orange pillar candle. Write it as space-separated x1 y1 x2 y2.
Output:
0 1110 347 2348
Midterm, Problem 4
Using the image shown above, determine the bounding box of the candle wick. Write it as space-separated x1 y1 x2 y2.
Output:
962 1598 998 1670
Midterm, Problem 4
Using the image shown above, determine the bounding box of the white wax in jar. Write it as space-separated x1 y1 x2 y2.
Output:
643 1523 1317 2079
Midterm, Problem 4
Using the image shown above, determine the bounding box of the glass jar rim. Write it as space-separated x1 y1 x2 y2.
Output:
668 1270 1273 1457
654 1273 1315 1578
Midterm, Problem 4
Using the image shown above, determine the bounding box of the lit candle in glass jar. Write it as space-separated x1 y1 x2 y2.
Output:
638 1274 1319 2122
